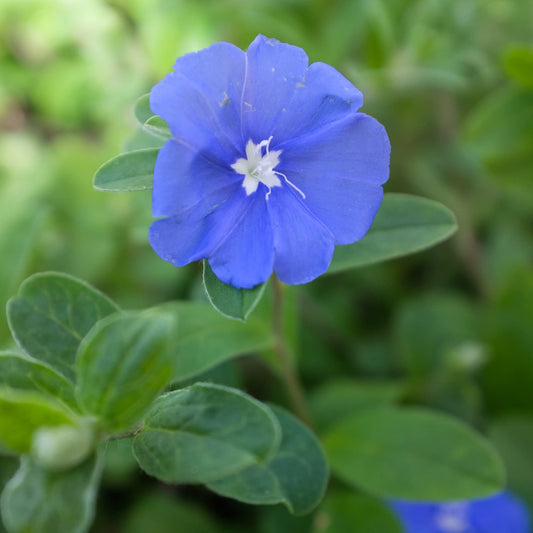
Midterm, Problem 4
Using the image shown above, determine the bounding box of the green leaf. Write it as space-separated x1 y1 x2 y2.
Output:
490 416 533 508
202 261 267 320
328 194 457 274
207 405 329 515
308 379 404 433
0 389 76 454
503 45 533 89
134 93 153 125
93 148 158 192
156 301 273 381
318 491 402 533
143 116 171 140
75 310 175 432
7 272 118 381
323 407 505 500
0 351 77 409
133 383 281 484
1 454 102 533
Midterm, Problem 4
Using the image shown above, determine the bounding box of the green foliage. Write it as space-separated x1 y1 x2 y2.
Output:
328 194 457 274
207 405 328 515
0 455 102 533
203 261 267 320
75 311 175 432
133 383 282 484
93 149 159 192
7 272 118 381
1 0 532 530
324 407 505 500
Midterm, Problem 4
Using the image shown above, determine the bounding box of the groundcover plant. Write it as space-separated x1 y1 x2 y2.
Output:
1 3 532 531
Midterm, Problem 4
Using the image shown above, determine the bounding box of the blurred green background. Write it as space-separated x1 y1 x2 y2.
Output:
1 0 532 531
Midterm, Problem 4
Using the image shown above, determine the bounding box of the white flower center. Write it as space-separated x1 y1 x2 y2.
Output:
435 503 470 532
231 137 305 200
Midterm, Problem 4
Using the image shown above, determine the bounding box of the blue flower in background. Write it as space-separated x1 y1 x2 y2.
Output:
389 492 530 533
149 35 390 288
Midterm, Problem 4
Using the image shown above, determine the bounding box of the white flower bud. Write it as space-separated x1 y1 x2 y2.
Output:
31 419 98 471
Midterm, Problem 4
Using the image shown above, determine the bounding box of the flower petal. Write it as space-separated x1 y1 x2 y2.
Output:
149 190 248 267
152 139 241 218
242 35 309 142
209 190 274 289
268 187 335 285
150 42 246 163
271 61 363 142
276 113 390 243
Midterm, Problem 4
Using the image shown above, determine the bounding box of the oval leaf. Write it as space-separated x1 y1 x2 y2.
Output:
93 148 158 192
7 272 118 381
1 454 102 533
133 383 281 484
143 116 171 140
0 389 76 454
323 407 505 500
207 405 329 516
134 93 154 124
0 351 77 409
328 194 457 274
202 261 267 320
155 301 273 382
75 311 175 432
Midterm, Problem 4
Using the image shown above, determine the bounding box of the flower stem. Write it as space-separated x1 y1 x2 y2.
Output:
271 275 312 426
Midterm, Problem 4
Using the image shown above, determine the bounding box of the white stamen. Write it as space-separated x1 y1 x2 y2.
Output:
231 137 305 200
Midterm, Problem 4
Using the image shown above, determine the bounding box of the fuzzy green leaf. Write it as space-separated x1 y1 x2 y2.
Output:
75 310 175 432
1 454 102 533
202 261 267 320
324 407 505 500
93 148 158 192
207 405 329 515
133 383 281 484
328 194 457 273
7 272 118 381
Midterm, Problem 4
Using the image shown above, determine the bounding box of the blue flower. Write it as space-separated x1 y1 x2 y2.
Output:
148 35 390 288
389 492 531 533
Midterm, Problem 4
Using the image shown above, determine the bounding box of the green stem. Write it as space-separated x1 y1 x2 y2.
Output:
271 276 313 426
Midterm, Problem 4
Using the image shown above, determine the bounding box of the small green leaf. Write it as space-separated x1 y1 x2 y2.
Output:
75 310 175 432
202 261 267 320
143 116 171 140
156 301 273 382
323 407 505 500
207 405 329 515
134 93 154 124
318 491 402 533
328 194 457 274
0 351 77 409
133 383 281 484
0 388 76 454
308 379 404 433
93 148 158 192
7 272 118 381
1 454 102 533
